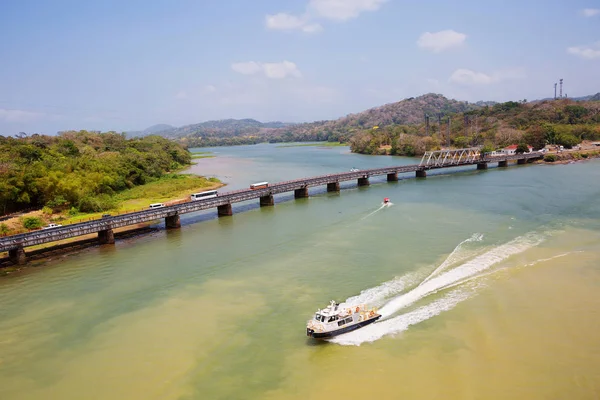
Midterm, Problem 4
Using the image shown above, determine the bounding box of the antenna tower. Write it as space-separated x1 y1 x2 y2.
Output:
559 78 563 98
554 83 557 100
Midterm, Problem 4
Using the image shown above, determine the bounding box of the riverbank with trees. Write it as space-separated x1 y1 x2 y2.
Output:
0 131 221 237
349 99 600 156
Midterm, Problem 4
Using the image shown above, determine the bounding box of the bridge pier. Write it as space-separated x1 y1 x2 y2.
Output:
165 215 181 229
387 172 398 182
477 162 488 170
217 204 232 217
327 182 340 192
498 160 508 167
260 194 275 206
98 228 115 244
517 158 526 165
416 170 426 178
294 188 309 198
8 246 26 265
357 177 369 186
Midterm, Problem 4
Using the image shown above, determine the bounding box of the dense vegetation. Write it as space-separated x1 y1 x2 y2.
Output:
350 99 600 156
129 119 291 147
0 131 192 215
128 93 600 151
128 94 480 147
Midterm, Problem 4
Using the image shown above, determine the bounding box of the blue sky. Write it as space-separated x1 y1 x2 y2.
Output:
0 0 599 134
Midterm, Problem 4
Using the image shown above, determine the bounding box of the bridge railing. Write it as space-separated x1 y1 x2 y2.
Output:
0 151 546 251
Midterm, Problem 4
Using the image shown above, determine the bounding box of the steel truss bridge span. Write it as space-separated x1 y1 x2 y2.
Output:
0 150 543 257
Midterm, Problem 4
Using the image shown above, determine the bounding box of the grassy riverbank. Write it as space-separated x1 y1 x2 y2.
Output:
191 151 215 159
1 173 224 271
0 174 223 236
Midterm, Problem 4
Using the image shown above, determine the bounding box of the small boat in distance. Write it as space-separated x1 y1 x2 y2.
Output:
306 300 381 339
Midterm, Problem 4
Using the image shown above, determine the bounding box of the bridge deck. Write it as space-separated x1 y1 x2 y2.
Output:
0 152 542 252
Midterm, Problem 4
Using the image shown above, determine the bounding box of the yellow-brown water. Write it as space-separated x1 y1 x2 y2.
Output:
1 144 599 399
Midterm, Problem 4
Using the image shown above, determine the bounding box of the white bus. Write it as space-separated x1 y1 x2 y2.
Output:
250 182 269 190
149 203 165 209
190 190 218 201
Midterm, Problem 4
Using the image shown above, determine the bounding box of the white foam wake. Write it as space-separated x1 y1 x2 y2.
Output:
342 233 483 308
342 272 421 308
330 231 547 345
419 233 484 286
330 289 472 345
378 232 543 317
360 204 387 220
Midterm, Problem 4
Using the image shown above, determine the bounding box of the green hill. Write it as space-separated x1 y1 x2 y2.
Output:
349 98 600 156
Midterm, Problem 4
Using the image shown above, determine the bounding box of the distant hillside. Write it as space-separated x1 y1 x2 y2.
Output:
163 118 291 138
176 93 480 147
573 92 600 101
536 92 600 103
127 124 175 138
266 93 478 143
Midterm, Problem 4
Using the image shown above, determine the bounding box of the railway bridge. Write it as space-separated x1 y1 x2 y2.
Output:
0 150 543 265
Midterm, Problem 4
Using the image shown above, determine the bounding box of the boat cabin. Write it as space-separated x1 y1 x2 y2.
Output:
307 300 381 339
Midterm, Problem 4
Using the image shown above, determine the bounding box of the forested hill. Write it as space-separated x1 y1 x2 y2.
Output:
267 93 478 143
0 131 191 214
128 119 292 144
171 93 479 147
349 99 600 156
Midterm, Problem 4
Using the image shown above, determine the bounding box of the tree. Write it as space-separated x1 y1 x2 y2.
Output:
556 134 579 149
524 126 546 150
453 136 470 148
480 143 495 158
516 143 530 154
22 217 42 230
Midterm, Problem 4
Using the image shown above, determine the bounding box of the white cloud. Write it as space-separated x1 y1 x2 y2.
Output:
205 85 217 93
450 69 493 85
449 68 526 85
308 0 387 21
265 0 386 33
231 61 302 79
265 13 323 33
175 90 188 100
582 8 600 17
417 30 467 53
231 61 263 75
567 42 600 59
302 23 323 33
0 108 45 122
266 13 305 30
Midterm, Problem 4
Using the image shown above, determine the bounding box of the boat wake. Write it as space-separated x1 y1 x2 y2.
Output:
330 231 557 346
360 204 389 220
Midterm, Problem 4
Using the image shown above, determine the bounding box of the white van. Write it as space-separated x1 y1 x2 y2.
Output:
149 203 165 209
42 223 63 230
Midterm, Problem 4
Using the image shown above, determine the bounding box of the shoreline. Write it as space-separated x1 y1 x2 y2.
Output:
1 150 598 276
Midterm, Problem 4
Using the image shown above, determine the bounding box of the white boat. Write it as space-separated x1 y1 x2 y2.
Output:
306 300 381 339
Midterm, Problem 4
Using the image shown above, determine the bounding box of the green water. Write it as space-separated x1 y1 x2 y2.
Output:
1 144 599 399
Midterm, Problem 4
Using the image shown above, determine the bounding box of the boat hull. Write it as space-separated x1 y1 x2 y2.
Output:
307 315 381 339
